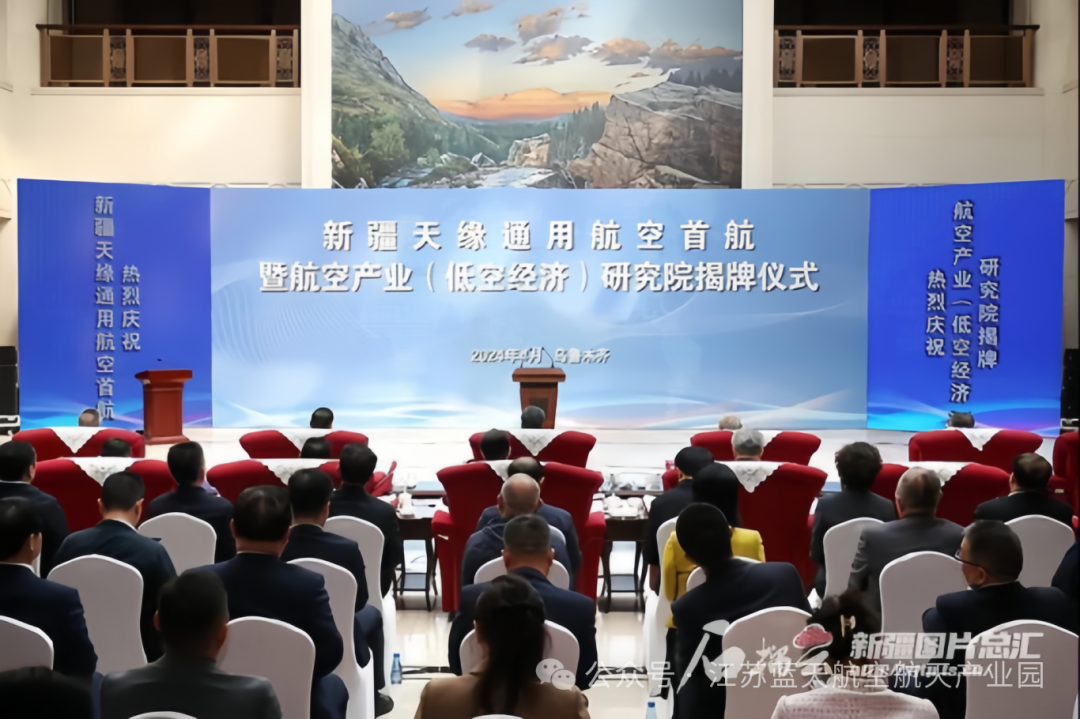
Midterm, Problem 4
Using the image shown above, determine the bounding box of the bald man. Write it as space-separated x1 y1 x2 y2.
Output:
459 474 575 590
973 453 1073 525
848 467 963 613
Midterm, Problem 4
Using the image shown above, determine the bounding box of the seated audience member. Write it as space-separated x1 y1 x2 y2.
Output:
53 471 176 662
310 407 334 430
921 520 1076 719
99 438 132 458
417 574 589 719
810 442 897 597
646 446 714 593
731 428 765 461
946 411 975 428
146 442 236 563
521 405 546 429
328 444 403 597
973 452 1073 525
281 469 391 714
449 515 597 689
301 437 333 460
717 414 742 430
1051 539 1078 610
0 667 93 719
848 467 963 613
190 486 347 719
100 573 281 719
77 409 100 427
771 591 937 719
672 504 809 719
461 474 573 588
0 498 96 679
476 457 581 577
0 441 69 574
479 428 511 461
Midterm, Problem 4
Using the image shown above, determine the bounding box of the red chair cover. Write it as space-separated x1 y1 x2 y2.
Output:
690 430 821 465
129 460 178 507
33 459 176 532
78 429 146 458
325 431 370 457
206 460 281 504
1053 432 1078 514
870 463 908 502
661 468 680 491
908 429 1043 473
240 430 370 459
540 463 605 601
12 428 145 462
935 464 1010 526
467 431 597 468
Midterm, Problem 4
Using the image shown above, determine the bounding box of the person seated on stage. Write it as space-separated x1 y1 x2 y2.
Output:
99 438 132 458
717 414 742 430
329 444 403 598
310 407 334 430
731 428 765 461
281 469 391 715
479 429 511 461
771 591 937 719
0 441 69 575
521 406 546 429
672 504 809 719
100 573 282 719
418 574 590 719
146 441 236 563
920 520 1076 719
647 446 714 594
810 442 897 598
973 453 1073 525
53 471 177 662
77 409 100 428
461 474 574 589
0 498 97 680
449 515 597 690
945 411 975 428
301 437 333 460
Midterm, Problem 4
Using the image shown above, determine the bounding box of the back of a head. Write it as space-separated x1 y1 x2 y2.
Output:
500 474 540 516
965 520 1023 581
691 463 742 527
339 443 377 486
480 429 511 460
503 514 551 559
0 441 36 482
99 438 132 458
310 407 334 430
717 414 743 430
896 467 942 514
806 590 881 666
100 471 145 512
157 572 228 655
474 574 547 715
836 442 882 492
233 485 292 542
300 436 332 460
0 498 42 562
78 409 100 427
520 406 546 429
674 446 714 478
288 468 334 518
676 503 733 572
946 411 975 428
1012 453 1053 491
167 441 205 486
507 456 543 483
731 428 765 458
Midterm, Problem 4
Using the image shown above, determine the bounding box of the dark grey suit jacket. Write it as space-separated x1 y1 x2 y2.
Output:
847 514 963 612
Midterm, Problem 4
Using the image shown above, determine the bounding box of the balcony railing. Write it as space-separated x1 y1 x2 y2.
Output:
37 24 299 88
774 25 1037 88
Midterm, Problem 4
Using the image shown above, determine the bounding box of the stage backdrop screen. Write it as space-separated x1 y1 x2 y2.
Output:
210 188 870 429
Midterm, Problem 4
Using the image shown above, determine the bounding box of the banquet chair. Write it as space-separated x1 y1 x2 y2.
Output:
965 620 1078 719
241 430 370 460
33 458 177 532
0 617 53 673
723 607 813 719
138 513 217 575
49 554 147 674
458 621 579 677
325 431 371 457
690 430 821 465
130 713 198 719
206 460 281 503
879 551 967 636
473 557 571 590
1005 515 1075 587
1054 431 1078 513
822 518 885 600
218 617 315 719
935 463 1010 526
644 518 677 697
909 429 1043 473
12 427 146 461
468 431 597 467
870 463 908 502
79 429 146 458
539 462 606 601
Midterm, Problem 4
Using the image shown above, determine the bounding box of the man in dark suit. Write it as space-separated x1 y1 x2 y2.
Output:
310 407 334 429
100 572 281 719
281 469 391 716
671 504 810 719
810 442 897 596
973 453 1073 525
328 444 403 598
449 514 598 689
460 474 574 589
52 471 176 662
0 441 69 574
647 446 714 594
0 667 93 719
848 467 963 613
920 520 1077 719
190 485 346 719
144 442 236 563
0 498 96 679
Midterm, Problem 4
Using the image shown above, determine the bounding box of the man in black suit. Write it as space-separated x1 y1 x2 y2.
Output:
848 467 963 613
100 572 281 719
0 498 96 679
328 444 403 598
0 667 92 719
52 471 176 662
973 453 1073 525
190 485 347 719
647 446 714 594
671 504 810 719
810 442 897 597
144 442 236 563
310 407 334 429
0 441 69 574
449 514 598 689
281 469 391 716
921 520 1077 719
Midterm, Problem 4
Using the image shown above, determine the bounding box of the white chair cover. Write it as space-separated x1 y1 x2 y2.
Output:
218 617 315 719
686 567 705 592
880 551 967 636
130 713 199 719
900 461 970 485
1006 515 1076 588
257 459 332 482
472 558 571 590
138 513 217 575
49 554 146 673
459 620 579 677
716 461 783 493
0 616 53 672
723 607 813 719
549 525 566 545
965 620 1078 719
644 518 678 696
70 457 137 484
822 517 885 599
946 427 1001 451
507 429 559 455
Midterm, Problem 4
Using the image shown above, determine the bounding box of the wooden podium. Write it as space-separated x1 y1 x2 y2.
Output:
134 369 192 445
511 368 565 429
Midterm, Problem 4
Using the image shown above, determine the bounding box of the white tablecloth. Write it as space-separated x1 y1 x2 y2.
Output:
70 457 137 484
50 427 101 453
256 458 333 481
507 429 560 455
